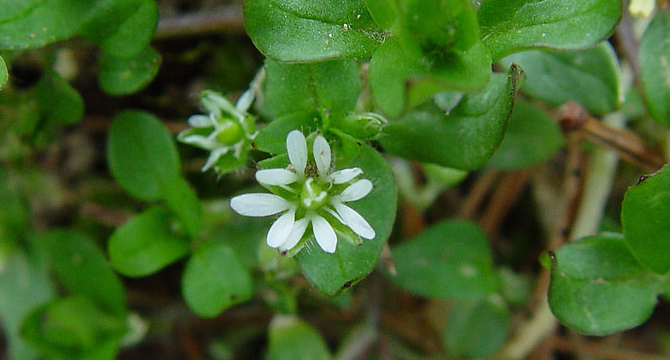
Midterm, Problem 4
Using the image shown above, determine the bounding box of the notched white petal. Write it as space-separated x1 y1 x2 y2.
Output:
267 209 295 247
256 169 300 186
287 130 307 176
337 179 373 202
311 215 338 253
187 114 213 128
333 202 375 239
329 167 362 184
278 218 309 252
313 135 331 177
230 194 292 217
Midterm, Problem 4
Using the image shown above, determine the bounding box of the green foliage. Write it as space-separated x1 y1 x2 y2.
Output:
244 0 383 61
0 56 7 90
159 176 203 239
500 42 621 114
488 98 564 169
621 165 670 274
639 11 670 126
444 297 510 358
548 234 664 335
98 47 162 95
379 64 522 170
266 316 332 360
477 0 622 60
390 220 499 300
33 72 85 125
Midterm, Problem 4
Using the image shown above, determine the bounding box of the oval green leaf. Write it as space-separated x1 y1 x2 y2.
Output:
380 65 522 170
159 177 202 239
99 47 161 95
444 297 510 359
266 315 332 360
108 207 190 277
34 72 84 125
548 233 661 335
488 98 564 169
390 220 499 300
182 242 253 318
0 56 7 90
477 0 621 61
296 141 397 296
622 165 670 274
107 110 179 201
639 11 670 126
244 0 383 61
500 42 621 114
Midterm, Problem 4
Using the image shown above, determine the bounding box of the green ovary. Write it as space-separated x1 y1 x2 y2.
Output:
216 120 244 146
300 178 328 211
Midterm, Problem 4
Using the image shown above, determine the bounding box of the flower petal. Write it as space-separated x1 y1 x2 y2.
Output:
311 215 338 253
235 88 255 113
187 114 213 128
230 194 292 217
256 169 300 186
287 130 307 176
278 218 309 252
267 209 295 248
329 167 363 184
202 147 229 172
313 135 331 177
337 179 373 202
332 202 375 239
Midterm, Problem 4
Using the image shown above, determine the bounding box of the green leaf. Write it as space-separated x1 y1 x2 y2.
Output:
488 98 564 170
500 42 621 114
0 253 55 360
368 0 491 116
0 0 95 50
254 112 319 154
182 242 254 317
159 177 202 238
244 0 384 61
444 296 510 359
21 295 125 359
34 71 84 125
108 207 190 277
0 55 7 90
621 165 670 274
390 220 499 300
364 0 398 29
39 230 126 316
296 142 397 296
107 110 179 201
477 0 622 61
80 0 158 58
639 11 670 126
548 233 662 335
266 315 332 360
262 59 361 117
380 65 522 170
98 46 161 95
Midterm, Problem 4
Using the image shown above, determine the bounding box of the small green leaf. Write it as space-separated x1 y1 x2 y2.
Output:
296 142 397 296
182 242 253 317
262 59 361 117
0 56 7 90
478 0 622 60
622 165 670 274
364 0 398 29
0 0 95 50
444 296 510 359
98 46 161 95
390 220 499 300
39 230 126 316
254 112 319 154
80 0 158 58
639 11 670 126
0 253 55 360
380 65 522 170
244 0 384 61
488 99 564 170
34 72 84 125
108 207 190 277
21 295 125 359
500 42 621 114
159 177 202 238
107 110 179 201
266 315 332 360
548 233 662 335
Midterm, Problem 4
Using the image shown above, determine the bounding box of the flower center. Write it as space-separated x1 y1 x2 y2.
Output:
300 178 328 210
216 119 244 146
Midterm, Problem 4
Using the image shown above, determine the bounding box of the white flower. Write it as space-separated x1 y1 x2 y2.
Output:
178 89 256 173
230 130 375 254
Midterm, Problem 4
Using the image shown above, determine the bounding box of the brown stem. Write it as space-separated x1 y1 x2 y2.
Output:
155 4 245 40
